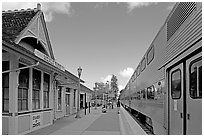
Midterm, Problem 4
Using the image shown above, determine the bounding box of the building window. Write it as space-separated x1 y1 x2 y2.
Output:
18 64 29 111
43 73 50 108
2 61 9 112
190 58 202 99
66 88 70 93
73 89 76 107
141 57 146 72
147 46 154 65
171 69 181 99
33 69 41 110
58 86 62 110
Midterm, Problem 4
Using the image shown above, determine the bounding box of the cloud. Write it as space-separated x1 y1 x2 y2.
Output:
2 2 72 22
94 2 109 9
119 67 134 78
41 2 72 22
126 2 157 12
101 75 112 83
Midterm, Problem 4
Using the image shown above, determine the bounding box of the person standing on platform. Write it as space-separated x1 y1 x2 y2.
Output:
117 99 120 114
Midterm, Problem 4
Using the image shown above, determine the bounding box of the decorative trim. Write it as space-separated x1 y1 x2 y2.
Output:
2 113 12 116
17 109 53 116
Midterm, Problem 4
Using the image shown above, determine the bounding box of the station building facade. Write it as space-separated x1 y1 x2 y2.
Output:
2 4 92 135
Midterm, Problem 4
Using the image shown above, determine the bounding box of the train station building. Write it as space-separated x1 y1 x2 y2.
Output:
2 4 93 135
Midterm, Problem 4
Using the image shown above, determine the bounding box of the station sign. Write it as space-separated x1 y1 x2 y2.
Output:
32 114 41 129
34 49 65 71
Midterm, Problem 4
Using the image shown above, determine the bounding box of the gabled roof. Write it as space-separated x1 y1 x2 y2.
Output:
2 5 55 59
2 8 38 42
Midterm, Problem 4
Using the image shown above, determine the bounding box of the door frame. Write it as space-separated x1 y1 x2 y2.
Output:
65 93 70 115
166 47 202 135
167 62 185 135
186 53 202 134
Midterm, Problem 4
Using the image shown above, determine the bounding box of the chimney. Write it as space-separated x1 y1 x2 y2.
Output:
37 3 41 11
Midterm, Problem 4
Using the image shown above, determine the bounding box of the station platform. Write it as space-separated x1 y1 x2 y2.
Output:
27 106 147 135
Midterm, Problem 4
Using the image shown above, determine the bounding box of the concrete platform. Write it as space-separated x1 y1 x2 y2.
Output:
119 106 147 135
27 106 147 135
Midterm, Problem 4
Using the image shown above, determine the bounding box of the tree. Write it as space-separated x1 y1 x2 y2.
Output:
110 75 119 101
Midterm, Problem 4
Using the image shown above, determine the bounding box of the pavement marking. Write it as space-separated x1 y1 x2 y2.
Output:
85 109 120 132
119 108 134 135
118 111 126 135
82 131 120 135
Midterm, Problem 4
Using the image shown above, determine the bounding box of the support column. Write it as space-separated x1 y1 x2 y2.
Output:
62 86 66 116
28 68 33 111
8 54 19 134
40 71 43 110
50 72 55 123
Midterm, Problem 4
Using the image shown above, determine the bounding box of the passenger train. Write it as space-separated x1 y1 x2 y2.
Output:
120 2 202 135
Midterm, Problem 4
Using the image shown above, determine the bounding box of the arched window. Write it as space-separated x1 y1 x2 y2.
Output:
19 37 49 56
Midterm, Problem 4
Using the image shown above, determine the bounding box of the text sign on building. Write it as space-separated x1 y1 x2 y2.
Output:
34 49 65 71
32 114 41 128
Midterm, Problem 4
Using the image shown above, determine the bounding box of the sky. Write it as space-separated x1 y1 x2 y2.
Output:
2 1 176 91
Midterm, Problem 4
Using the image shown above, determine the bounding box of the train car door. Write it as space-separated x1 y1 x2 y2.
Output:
168 63 184 135
186 53 202 135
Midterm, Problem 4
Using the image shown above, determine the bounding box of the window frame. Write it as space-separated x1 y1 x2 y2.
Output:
66 87 70 93
137 65 141 76
147 85 155 100
73 89 76 107
141 57 146 72
2 61 9 113
171 69 182 100
147 45 154 65
58 86 62 110
189 57 202 99
134 71 137 80
141 89 146 99
43 73 50 108
32 68 41 110
18 63 29 111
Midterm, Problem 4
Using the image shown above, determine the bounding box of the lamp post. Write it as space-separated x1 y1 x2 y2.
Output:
105 81 109 109
75 66 82 118
94 87 97 109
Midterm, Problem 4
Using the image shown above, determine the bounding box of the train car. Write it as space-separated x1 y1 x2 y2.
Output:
120 2 202 135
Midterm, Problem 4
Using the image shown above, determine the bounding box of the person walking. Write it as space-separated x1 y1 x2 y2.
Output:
117 99 120 114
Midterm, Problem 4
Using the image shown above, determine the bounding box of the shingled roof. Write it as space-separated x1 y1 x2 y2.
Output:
2 8 39 43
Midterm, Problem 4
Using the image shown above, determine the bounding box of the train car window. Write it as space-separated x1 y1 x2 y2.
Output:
190 58 202 99
137 65 141 76
147 46 154 65
141 57 146 72
136 67 138 76
171 69 181 99
134 72 137 80
141 89 146 99
147 86 155 99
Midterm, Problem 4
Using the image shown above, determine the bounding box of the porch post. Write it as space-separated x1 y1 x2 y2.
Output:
8 54 19 134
